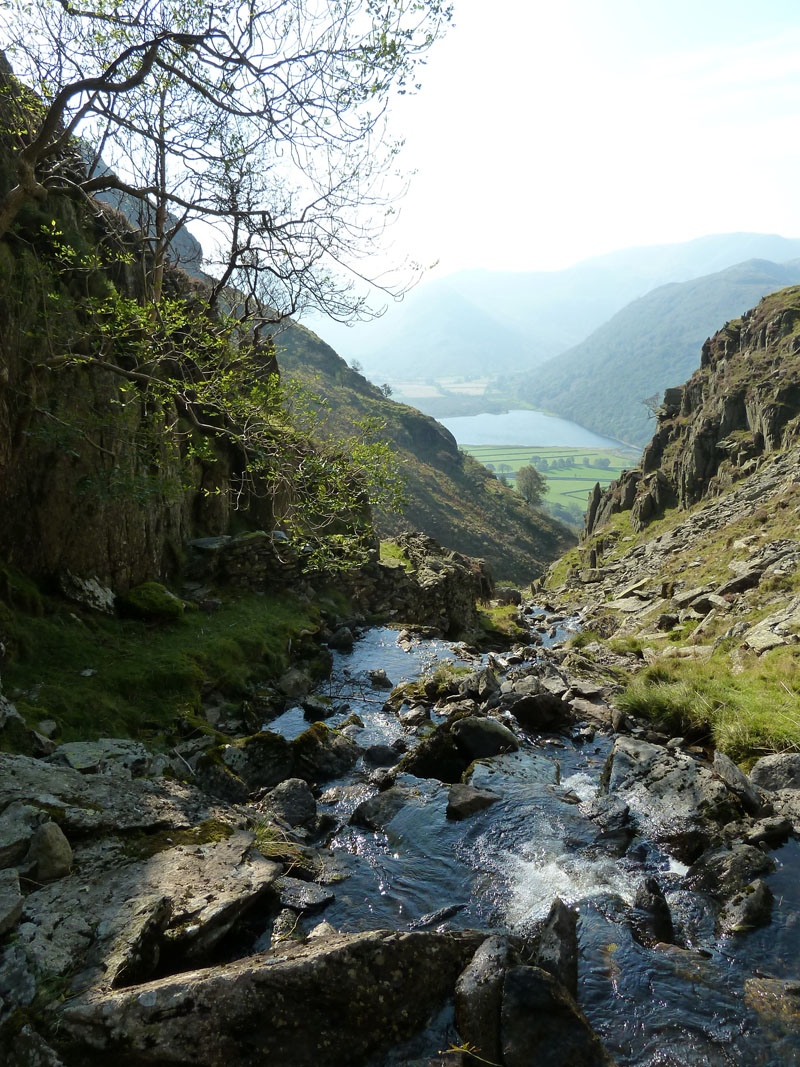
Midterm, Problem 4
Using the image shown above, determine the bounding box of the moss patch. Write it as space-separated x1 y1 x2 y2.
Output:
2 590 318 744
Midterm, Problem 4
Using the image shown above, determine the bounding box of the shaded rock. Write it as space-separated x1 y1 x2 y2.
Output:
712 750 762 815
451 716 519 760
446 784 501 821
750 753 800 791
0 868 22 936
266 778 316 828
363 743 400 768
719 878 773 935
454 935 513 1065
275 876 334 915
216 731 293 794
685 842 775 900
292 722 361 784
0 943 37 1025
59 929 485 1067
537 898 578 998
500 965 616 1067
23 821 72 882
328 626 354 651
510 689 568 730
350 787 410 831
396 722 468 784
368 669 393 689
0 1024 67 1067
278 667 313 699
0 802 40 869
631 877 674 947
49 739 151 777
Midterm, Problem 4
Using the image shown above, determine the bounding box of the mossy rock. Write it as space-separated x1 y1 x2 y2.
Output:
120 581 185 621
292 722 360 783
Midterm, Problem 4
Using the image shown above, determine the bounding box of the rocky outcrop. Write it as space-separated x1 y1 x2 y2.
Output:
58 929 484 1067
585 286 800 537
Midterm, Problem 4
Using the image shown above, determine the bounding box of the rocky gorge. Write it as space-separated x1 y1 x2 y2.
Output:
2 48 800 1061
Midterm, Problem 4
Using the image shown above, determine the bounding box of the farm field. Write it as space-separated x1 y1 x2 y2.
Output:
461 445 638 527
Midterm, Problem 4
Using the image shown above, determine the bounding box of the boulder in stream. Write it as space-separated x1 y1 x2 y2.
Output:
446 784 501 821
500 965 616 1067
59 929 485 1067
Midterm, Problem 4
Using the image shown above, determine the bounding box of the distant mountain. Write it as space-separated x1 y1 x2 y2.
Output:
273 322 573 581
514 258 800 447
316 233 800 381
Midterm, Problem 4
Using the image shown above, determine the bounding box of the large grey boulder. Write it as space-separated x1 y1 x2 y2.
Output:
24 821 72 882
60 929 484 1067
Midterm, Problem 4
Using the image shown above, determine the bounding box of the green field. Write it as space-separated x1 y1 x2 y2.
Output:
461 445 638 527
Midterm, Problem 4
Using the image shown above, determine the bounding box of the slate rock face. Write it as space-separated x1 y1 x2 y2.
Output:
59 929 484 1067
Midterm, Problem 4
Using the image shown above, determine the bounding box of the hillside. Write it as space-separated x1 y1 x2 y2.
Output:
545 283 800 759
315 233 800 385
275 321 574 581
515 258 800 447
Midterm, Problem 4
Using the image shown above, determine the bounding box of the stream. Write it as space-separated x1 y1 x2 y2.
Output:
266 625 800 1066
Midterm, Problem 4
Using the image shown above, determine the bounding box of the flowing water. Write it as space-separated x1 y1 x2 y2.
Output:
267 626 800 1066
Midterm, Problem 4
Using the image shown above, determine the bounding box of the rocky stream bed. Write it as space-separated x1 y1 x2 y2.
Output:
3 605 800 1066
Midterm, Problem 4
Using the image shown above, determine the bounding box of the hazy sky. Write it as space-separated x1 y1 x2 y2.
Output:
374 0 800 277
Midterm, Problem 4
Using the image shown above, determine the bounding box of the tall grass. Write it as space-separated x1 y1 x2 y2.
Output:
617 649 800 763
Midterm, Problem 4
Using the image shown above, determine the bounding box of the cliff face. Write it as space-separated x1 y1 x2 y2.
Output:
585 286 800 537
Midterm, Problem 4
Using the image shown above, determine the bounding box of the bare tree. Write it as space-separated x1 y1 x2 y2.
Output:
0 0 452 321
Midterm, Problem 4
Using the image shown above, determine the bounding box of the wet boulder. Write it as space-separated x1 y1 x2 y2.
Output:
718 879 773 935
601 737 740 860
454 935 514 1065
630 877 674 947
450 717 519 760
685 842 775 901
500 965 616 1067
446 784 501 821
292 723 361 784
536 897 578 998
59 929 485 1067
350 786 411 831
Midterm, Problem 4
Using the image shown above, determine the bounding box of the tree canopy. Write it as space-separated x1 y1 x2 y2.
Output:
515 464 547 507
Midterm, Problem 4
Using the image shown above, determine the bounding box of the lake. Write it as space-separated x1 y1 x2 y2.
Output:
439 409 626 448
